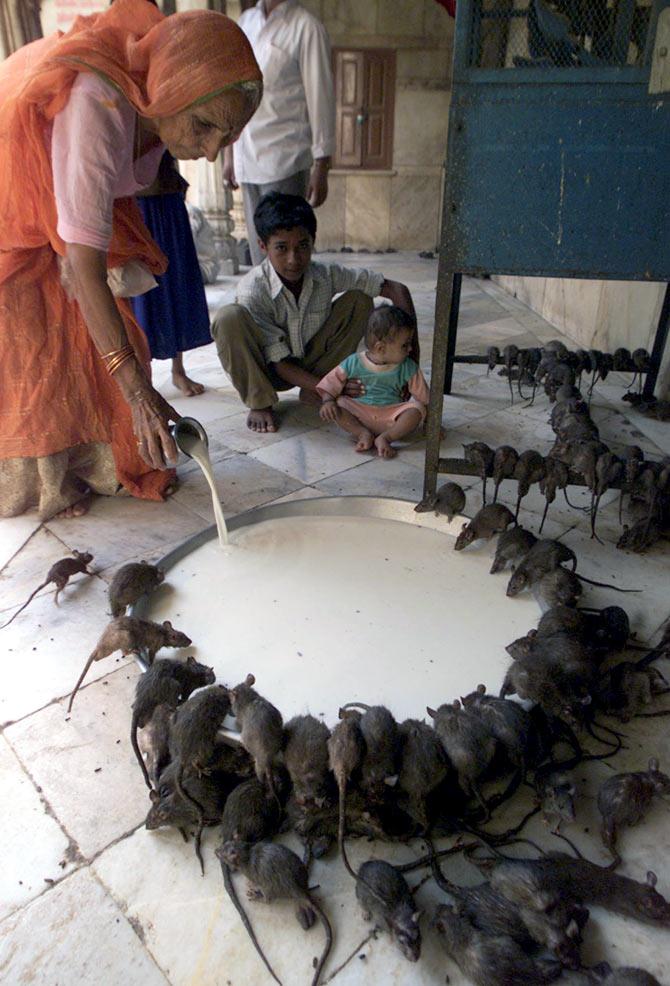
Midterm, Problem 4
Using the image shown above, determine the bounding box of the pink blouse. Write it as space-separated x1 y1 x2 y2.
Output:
51 73 165 251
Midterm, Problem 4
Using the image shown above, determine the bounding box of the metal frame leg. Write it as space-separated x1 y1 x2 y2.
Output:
643 282 670 398
423 271 459 499
444 272 463 395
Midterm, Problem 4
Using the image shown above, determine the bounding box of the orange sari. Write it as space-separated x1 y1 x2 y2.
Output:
0 0 261 514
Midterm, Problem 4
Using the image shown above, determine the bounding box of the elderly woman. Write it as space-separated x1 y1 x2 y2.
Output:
0 0 262 519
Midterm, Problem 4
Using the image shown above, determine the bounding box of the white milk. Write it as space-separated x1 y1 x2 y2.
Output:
146 513 540 727
177 427 228 548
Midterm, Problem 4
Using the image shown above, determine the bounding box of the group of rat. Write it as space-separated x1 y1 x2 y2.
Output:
425 339 670 553
4 514 670 985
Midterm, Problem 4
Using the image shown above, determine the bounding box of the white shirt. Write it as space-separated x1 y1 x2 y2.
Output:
236 258 384 363
233 0 335 185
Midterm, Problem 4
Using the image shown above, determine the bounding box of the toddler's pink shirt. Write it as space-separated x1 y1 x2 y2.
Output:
51 73 165 251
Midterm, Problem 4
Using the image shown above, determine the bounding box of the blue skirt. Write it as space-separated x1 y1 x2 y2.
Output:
131 193 212 360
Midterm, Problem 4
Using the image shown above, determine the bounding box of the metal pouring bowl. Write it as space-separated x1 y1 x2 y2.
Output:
171 417 209 459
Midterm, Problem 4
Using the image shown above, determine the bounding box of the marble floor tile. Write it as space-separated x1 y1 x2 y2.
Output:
0 868 169 985
267 485 326 505
314 454 426 502
5 665 150 859
0 511 43 574
199 400 323 456
1 572 127 726
248 427 376 485
0 524 78 614
45 493 205 573
171 451 303 521
0 734 78 922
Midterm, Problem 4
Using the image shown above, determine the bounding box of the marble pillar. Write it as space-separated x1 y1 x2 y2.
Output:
195 156 239 275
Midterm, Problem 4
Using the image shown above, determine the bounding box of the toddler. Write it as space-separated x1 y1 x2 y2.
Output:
317 306 429 459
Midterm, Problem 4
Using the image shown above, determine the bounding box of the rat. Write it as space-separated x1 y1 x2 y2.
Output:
454 504 515 551
432 904 562 986
353 704 400 802
508 542 638 599
218 840 332 986
131 656 215 788
283 714 332 808
170 684 232 873
491 446 519 503
505 539 577 597
432 864 586 970
501 656 594 727
502 344 519 405
427 700 497 816
414 481 466 520
460 685 546 776
145 759 235 835
396 717 450 831
595 662 668 721
538 457 570 533
512 450 546 520
215 777 287 986
532 568 583 610
355 859 421 961
597 759 670 867
535 770 576 834
1 550 93 629
228 674 284 804
67 617 192 712
489 526 537 574
481 852 670 927
591 452 623 541
327 714 366 879
137 701 174 788
463 442 494 503
108 560 164 617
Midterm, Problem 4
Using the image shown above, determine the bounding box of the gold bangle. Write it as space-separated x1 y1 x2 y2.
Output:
106 351 135 376
100 344 134 364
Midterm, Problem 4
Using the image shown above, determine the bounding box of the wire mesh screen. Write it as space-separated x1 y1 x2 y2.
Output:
469 0 654 69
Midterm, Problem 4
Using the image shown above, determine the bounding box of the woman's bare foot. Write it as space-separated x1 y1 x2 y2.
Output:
355 429 374 452
53 492 92 519
247 407 277 433
172 369 205 397
375 435 397 459
171 355 205 396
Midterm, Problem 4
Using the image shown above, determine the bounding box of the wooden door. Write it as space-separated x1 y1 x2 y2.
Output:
334 48 395 170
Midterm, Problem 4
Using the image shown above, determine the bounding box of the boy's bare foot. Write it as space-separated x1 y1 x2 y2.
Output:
172 369 205 397
247 408 277 433
53 492 92 520
355 429 374 452
375 435 397 459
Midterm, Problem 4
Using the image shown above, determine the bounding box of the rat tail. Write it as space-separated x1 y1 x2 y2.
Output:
67 651 97 713
175 766 206 875
338 780 358 882
131 717 152 789
309 898 333 986
0 580 48 629
576 573 641 593
221 861 282 985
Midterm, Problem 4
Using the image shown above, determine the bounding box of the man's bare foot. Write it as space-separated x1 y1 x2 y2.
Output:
172 370 205 397
53 492 92 519
247 407 277 433
355 429 374 452
298 388 321 407
375 435 397 459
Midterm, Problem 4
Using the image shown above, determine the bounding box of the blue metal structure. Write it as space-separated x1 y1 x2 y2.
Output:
424 0 670 496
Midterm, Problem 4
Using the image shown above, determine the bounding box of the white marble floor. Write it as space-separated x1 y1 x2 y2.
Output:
1 254 669 986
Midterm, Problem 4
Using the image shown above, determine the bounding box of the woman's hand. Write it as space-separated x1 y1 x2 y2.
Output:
127 380 181 469
320 399 339 423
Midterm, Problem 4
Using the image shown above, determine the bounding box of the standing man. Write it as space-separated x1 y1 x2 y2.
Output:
223 0 335 265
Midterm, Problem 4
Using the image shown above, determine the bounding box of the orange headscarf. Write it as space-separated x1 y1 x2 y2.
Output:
0 0 262 276
0 0 261 502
